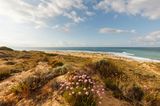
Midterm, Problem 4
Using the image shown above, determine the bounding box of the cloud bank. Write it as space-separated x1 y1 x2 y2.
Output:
99 27 135 34
0 0 91 28
137 31 160 43
96 0 160 20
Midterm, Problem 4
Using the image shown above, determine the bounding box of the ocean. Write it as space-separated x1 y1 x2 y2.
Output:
14 47 160 61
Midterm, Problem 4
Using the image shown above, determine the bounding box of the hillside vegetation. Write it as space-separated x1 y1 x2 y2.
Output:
0 48 160 106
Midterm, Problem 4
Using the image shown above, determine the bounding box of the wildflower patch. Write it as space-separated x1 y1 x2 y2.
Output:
59 72 105 106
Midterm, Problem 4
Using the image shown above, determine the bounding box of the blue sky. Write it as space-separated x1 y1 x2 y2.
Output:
0 0 160 47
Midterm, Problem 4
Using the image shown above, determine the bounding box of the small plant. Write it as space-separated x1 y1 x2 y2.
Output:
104 78 124 99
53 61 64 68
11 76 42 95
94 59 123 79
5 61 16 65
126 84 144 102
51 80 61 91
0 71 11 80
59 72 105 106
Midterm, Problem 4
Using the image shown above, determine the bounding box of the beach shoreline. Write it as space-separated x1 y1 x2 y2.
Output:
46 50 160 63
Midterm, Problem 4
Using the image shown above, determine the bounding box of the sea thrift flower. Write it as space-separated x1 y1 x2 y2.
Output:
59 72 105 104
84 79 88 83
76 82 79 85
66 86 69 90
83 87 87 91
78 92 81 95
91 89 94 92
72 91 75 94
85 92 89 95
99 101 102 104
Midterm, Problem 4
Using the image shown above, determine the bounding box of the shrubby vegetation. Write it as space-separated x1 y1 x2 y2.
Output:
0 48 160 106
60 72 105 106
11 65 68 97
0 46 13 51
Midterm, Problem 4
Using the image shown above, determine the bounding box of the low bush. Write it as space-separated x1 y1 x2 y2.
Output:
49 60 64 68
60 72 105 106
11 76 41 97
11 65 68 96
94 59 123 79
0 71 11 80
5 61 16 65
104 78 124 99
0 46 13 51
126 85 144 102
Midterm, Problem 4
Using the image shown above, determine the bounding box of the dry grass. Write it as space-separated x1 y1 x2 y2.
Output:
0 50 160 106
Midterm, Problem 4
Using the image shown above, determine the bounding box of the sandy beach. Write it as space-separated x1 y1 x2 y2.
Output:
48 50 160 63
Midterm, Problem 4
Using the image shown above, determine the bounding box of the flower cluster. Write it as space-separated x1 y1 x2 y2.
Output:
59 72 105 104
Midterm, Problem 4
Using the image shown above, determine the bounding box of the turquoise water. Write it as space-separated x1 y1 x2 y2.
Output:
14 47 160 60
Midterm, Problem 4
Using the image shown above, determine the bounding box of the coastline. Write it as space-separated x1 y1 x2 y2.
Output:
46 50 160 63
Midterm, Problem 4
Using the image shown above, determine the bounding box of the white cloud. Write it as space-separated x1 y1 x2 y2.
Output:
99 27 136 34
51 25 60 29
86 11 95 16
96 0 160 20
61 27 70 33
0 0 87 28
64 11 85 23
137 31 160 43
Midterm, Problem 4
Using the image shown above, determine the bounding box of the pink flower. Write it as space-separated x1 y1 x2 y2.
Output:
99 101 102 104
78 92 81 95
72 91 75 94
72 82 74 85
91 89 94 92
79 76 82 78
66 86 69 90
76 82 79 85
84 79 87 83
85 92 89 95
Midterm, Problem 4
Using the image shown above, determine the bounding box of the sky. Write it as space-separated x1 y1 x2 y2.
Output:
0 0 160 47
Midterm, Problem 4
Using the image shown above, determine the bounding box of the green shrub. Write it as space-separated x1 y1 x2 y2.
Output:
126 85 144 102
11 65 68 96
46 53 58 56
52 61 64 68
0 46 13 51
53 65 67 75
5 61 16 65
11 76 41 95
104 79 124 99
94 59 123 79
0 71 11 80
